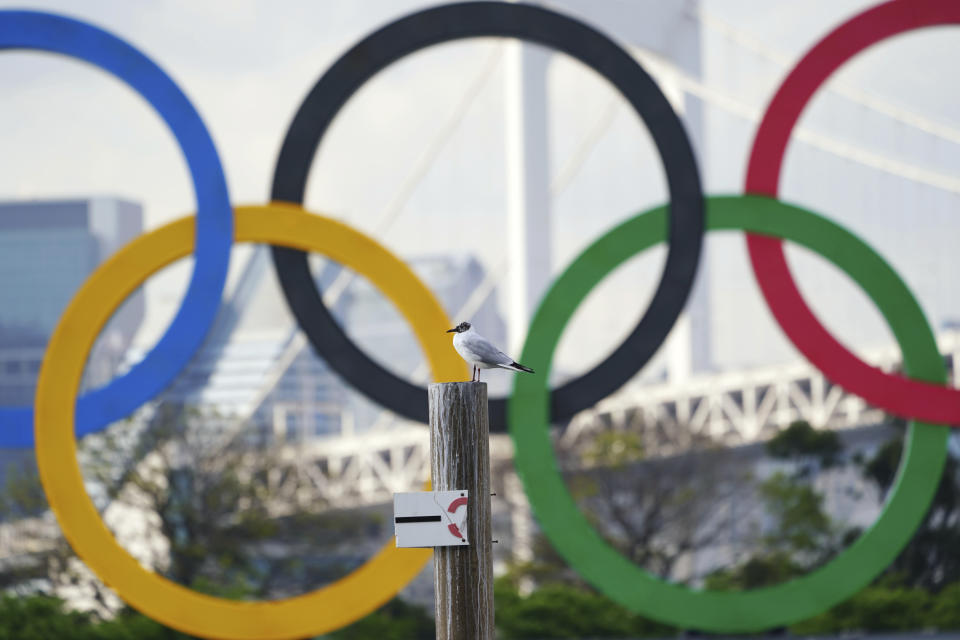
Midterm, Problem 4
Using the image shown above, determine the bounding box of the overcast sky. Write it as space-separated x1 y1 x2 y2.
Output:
0 0 957 383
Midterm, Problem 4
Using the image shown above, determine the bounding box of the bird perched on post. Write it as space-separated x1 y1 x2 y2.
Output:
446 321 535 382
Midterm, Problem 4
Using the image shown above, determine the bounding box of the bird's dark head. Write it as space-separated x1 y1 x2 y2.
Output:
446 321 471 334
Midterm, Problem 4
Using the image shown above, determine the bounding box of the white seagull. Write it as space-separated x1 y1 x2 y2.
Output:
446 321 535 382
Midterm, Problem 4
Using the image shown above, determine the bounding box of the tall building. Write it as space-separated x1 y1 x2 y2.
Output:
0 198 144 406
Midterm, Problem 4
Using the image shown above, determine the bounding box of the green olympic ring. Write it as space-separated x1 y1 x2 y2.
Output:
508 194 948 632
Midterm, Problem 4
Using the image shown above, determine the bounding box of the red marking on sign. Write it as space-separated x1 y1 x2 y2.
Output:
447 497 468 540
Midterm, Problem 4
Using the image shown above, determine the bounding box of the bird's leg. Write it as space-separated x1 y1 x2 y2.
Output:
471 366 477 382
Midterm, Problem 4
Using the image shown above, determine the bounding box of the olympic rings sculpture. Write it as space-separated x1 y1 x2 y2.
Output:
0 0 955 637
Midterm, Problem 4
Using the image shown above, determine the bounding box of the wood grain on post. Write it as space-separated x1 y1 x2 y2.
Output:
429 382 494 640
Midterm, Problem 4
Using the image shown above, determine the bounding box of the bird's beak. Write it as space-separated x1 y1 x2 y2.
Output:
446 328 457 333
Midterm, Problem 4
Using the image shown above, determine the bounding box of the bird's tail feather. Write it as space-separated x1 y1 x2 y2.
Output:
507 361 535 374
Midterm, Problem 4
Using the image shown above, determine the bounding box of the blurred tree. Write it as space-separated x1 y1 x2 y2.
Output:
707 420 960 635
706 421 844 590
0 593 194 639
494 577 674 639
496 422 756 635
78 406 387 600
757 472 834 557
929 580 960 629
703 475 837 591
790 576 933 634
859 433 960 590
499 532 588 590
327 597 434 640
0 458 118 613
0 406 387 620
765 420 842 474
565 429 755 581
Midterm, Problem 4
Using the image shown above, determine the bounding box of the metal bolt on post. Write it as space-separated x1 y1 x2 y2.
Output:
429 382 494 640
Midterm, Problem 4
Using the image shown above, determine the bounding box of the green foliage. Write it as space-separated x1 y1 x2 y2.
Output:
863 437 902 494
0 594 94 640
790 580 933 634
494 578 674 639
581 431 644 468
714 420 960 633
0 595 195 639
928 581 960 629
704 552 804 591
757 472 833 555
766 420 841 469
499 534 587 590
707 431 841 592
326 598 434 640
90 609 196 639
859 435 960 590
0 594 436 640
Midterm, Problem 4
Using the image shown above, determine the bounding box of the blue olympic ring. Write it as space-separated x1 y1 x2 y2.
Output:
0 11 233 447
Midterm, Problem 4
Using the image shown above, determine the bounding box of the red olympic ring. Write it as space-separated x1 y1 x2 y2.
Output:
745 0 960 425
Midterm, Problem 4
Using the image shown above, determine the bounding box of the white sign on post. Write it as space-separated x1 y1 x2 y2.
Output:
394 490 470 548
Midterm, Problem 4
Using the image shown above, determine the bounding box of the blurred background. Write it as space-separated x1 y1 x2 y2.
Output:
0 0 958 638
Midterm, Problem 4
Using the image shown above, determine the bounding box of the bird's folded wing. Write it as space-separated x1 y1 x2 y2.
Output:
463 335 514 365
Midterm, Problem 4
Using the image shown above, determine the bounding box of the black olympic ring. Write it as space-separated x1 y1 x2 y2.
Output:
270 1 705 432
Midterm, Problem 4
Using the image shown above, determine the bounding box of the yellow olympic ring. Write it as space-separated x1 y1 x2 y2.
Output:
34 203 467 640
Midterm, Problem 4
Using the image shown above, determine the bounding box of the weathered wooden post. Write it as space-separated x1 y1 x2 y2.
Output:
429 381 494 640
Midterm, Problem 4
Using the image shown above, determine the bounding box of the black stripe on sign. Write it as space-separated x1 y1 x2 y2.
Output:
395 515 442 524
